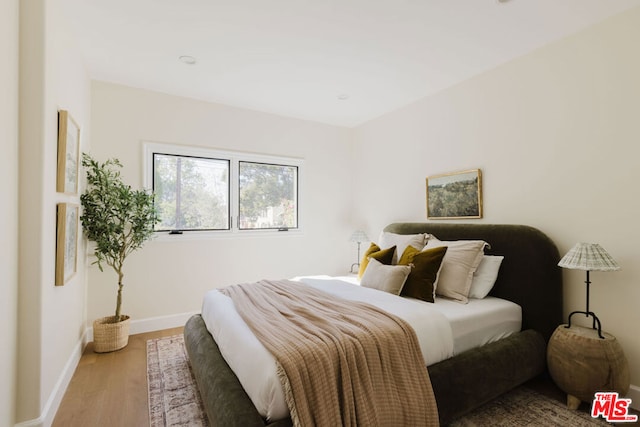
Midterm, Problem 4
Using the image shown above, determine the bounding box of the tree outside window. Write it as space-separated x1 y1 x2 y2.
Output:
153 153 229 231
239 161 298 230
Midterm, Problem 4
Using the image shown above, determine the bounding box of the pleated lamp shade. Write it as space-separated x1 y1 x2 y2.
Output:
349 230 370 243
558 243 620 272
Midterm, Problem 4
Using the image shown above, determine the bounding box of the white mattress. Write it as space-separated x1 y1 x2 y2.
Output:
201 276 521 420
430 295 522 355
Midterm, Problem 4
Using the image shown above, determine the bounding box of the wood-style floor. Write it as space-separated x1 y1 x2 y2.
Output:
53 327 638 426
52 327 183 427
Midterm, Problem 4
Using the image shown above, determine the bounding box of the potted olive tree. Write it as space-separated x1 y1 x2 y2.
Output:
80 153 159 352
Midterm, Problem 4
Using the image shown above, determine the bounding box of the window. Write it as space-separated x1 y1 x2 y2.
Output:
153 153 229 231
239 161 298 230
144 142 301 234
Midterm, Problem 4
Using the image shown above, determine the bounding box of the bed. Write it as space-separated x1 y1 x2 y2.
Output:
184 223 563 426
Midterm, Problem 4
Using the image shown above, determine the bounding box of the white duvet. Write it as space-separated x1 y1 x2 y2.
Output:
201 276 455 421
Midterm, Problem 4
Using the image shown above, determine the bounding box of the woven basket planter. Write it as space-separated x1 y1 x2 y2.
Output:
93 315 131 353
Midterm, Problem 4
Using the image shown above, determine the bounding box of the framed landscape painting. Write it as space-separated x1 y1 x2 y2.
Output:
426 169 483 219
55 203 79 286
57 110 80 194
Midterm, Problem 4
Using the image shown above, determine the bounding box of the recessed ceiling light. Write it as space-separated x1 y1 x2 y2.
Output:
337 94 350 100
495 0 511 3
179 55 197 65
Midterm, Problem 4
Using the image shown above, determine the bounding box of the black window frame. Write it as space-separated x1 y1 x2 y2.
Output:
144 142 303 236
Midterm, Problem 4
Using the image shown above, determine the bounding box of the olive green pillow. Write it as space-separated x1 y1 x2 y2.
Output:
358 243 396 279
398 245 448 303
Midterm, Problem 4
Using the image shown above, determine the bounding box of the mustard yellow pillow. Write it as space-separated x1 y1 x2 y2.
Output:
398 245 448 303
358 243 396 279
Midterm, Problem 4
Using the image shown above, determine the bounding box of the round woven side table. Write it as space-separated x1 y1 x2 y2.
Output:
547 324 630 409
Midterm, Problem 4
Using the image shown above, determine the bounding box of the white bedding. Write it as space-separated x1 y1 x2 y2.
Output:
201 276 521 421
430 295 521 355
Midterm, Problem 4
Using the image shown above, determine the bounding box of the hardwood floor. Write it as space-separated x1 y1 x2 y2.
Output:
53 327 183 427
54 327 639 426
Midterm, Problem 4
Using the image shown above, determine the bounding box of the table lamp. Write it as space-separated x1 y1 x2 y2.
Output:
349 230 370 273
558 242 620 339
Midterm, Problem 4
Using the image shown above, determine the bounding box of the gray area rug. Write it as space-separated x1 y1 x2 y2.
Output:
147 334 610 427
448 387 610 426
147 335 209 426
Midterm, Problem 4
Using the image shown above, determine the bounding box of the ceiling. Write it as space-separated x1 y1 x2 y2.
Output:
59 0 640 128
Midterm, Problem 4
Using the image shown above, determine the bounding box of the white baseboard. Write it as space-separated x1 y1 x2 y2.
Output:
628 384 640 411
16 311 198 427
13 418 41 427
130 311 198 335
14 329 89 427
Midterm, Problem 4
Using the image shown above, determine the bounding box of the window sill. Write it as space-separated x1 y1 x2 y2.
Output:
150 228 305 242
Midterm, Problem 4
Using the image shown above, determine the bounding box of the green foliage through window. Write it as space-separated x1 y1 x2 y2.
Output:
239 162 298 230
153 154 229 231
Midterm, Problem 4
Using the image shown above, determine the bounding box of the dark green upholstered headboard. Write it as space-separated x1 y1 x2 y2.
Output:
383 223 563 341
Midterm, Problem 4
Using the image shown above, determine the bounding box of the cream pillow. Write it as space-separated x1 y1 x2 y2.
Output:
424 238 488 303
469 255 504 299
360 258 412 295
378 232 428 264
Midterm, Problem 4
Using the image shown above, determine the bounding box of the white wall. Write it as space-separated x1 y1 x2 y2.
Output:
88 82 354 324
18 0 91 424
1 0 19 425
353 6 640 390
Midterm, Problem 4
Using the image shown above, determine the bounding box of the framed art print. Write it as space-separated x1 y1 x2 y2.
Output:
426 169 483 219
55 203 79 286
57 110 80 194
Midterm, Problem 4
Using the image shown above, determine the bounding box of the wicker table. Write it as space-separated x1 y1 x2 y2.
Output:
547 324 630 409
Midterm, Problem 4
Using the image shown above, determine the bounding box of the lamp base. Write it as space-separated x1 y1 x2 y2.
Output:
566 311 604 339
350 262 360 274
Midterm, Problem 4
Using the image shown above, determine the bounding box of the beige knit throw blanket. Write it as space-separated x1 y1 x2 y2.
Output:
219 280 439 427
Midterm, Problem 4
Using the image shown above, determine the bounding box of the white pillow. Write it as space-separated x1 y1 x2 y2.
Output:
378 232 428 264
424 237 488 303
468 255 504 299
360 258 412 295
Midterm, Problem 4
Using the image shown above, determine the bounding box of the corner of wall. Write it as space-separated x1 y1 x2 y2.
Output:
628 384 640 411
